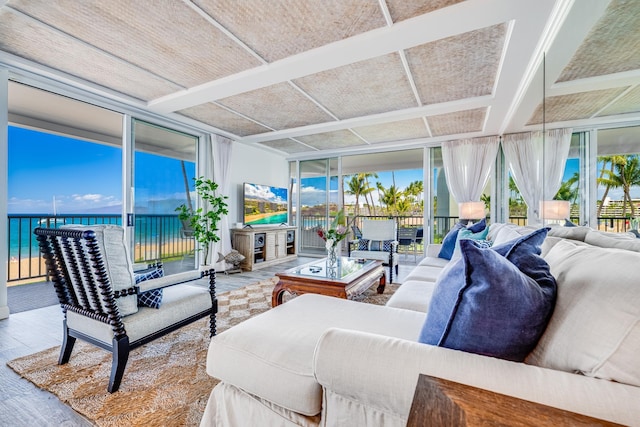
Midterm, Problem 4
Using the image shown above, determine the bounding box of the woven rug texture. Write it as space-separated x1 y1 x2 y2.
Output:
7 277 398 426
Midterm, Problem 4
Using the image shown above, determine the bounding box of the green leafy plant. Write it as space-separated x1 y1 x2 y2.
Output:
176 177 228 265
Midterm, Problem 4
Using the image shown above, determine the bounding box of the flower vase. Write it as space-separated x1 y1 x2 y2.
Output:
326 244 339 279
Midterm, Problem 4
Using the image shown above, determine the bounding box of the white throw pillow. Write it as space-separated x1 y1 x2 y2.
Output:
527 239 640 387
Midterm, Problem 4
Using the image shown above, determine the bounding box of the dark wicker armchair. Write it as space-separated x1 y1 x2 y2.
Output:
34 225 218 393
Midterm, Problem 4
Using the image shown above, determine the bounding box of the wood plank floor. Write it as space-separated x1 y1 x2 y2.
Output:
0 255 419 426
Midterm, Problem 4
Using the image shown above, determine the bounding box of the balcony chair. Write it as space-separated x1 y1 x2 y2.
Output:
397 226 419 262
348 219 399 283
34 225 217 393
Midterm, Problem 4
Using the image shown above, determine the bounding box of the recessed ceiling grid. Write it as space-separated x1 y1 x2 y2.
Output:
5 0 262 88
427 108 487 136
598 85 640 117
557 0 640 82
405 24 508 105
0 8 182 101
527 88 628 125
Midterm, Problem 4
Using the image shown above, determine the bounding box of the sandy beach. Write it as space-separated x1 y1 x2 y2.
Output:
7 239 195 285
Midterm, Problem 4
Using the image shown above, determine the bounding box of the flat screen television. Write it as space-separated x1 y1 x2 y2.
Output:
243 182 289 226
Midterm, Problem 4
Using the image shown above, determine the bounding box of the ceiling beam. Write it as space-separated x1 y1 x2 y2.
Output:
240 96 492 144
148 0 531 114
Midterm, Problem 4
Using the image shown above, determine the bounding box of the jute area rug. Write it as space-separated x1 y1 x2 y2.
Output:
7 277 399 427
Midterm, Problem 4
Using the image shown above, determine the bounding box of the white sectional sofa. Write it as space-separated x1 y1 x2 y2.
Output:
200 222 640 427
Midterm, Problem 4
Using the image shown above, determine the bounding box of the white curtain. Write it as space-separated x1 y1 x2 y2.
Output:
441 136 500 203
502 128 572 224
211 134 233 271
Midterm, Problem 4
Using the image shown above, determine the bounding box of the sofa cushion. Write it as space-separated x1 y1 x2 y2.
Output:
488 223 539 246
419 231 556 362
206 294 425 416
584 230 640 252
527 239 640 387
404 265 443 282
418 256 449 268
547 225 591 241
385 280 436 312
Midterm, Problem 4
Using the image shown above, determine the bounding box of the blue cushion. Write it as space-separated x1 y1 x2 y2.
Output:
420 229 556 361
368 239 394 251
452 226 490 257
564 218 577 227
135 266 164 309
467 217 487 233
438 223 465 260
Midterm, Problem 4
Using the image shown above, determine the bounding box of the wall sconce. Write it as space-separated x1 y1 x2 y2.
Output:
540 200 570 222
458 201 486 222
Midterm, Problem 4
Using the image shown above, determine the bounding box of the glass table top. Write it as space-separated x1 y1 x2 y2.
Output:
291 257 375 281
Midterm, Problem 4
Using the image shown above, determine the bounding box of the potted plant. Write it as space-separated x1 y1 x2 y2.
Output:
176 176 228 267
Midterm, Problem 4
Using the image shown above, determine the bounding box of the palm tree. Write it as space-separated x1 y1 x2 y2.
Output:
405 180 424 213
597 155 626 217
345 175 366 217
377 184 403 215
359 172 378 215
555 171 580 204
613 155 640 217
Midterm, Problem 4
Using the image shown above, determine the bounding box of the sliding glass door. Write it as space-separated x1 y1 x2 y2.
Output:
131 119 197 271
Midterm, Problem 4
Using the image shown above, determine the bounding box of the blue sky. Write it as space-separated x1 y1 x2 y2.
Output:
302 169 423 207
8 126 194 214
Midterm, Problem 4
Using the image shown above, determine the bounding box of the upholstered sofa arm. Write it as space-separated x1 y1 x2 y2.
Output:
425 244 442 258
136 270 205 292
313 328 640 427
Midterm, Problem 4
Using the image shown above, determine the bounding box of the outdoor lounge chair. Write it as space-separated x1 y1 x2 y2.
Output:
348 219 399 283
34 225 217 393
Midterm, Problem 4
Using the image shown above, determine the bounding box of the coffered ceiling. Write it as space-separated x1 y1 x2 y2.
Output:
1 0 639 158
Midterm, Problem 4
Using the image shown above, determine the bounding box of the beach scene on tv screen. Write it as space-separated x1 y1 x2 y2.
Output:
244 183 288 225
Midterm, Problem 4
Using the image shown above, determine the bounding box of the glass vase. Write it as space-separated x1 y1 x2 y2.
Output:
327 244 339 268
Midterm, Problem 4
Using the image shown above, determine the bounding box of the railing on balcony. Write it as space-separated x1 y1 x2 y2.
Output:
8 213 635 282
7 214 194 283
298 214 629 253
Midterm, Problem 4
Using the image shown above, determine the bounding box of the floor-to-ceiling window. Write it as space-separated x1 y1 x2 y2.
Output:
594 125 640 233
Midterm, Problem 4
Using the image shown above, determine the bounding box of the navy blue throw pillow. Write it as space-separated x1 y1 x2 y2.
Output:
420 234 556 362
467 217 487 233
438 222 465 260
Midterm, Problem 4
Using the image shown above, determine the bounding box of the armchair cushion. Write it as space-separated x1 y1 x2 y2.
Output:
420 229 555 361
62 224 138 316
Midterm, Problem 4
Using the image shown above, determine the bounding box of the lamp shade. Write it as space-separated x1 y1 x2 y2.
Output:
540 200 570 220
458 201 485 220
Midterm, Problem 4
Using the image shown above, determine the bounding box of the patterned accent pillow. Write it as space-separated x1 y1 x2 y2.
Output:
137 288 163 309
134 266 164 309
357 238 370 250
474 239 493 249
368 239 394 252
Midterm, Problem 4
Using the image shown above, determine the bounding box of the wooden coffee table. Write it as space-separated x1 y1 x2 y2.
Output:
272 257 385 307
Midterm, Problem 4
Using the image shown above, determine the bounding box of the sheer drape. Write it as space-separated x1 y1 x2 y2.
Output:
211 134 233 271
502 128 572 224
441 136 500 203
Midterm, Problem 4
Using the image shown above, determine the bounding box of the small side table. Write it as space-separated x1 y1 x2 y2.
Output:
406 374 623 427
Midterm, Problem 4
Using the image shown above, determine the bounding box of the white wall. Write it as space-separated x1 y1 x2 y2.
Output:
228 143 289 225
